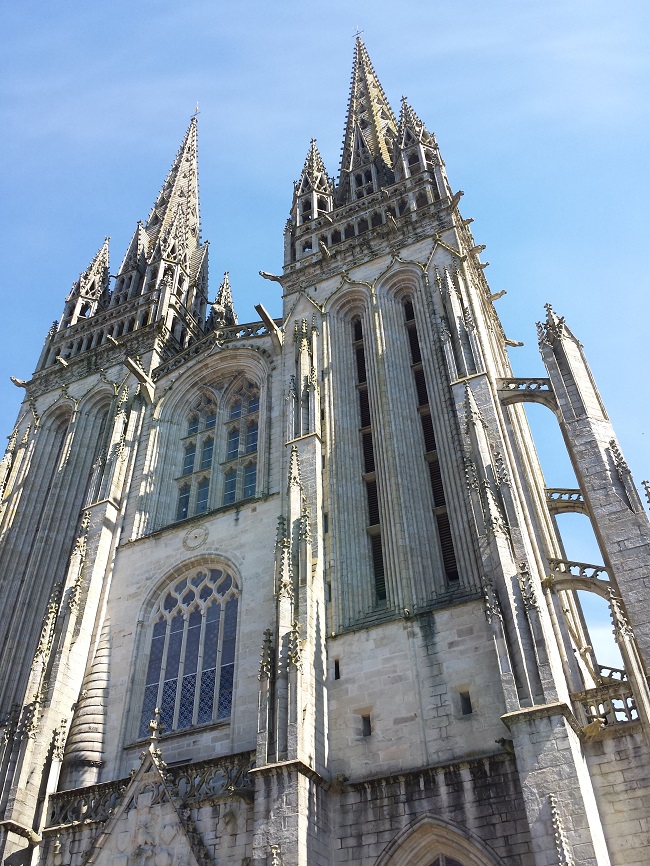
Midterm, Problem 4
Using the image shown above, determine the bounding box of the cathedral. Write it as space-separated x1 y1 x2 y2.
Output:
1 37 649 866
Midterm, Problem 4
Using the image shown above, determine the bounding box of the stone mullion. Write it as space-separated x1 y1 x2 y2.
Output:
380 293 443 606
420 264 482 594
327 315 373 628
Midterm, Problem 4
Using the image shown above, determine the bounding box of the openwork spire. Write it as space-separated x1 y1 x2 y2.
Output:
337 37 398 202
67 237 110 303
397 97 429 145
296 140 333 196
144 116 201 264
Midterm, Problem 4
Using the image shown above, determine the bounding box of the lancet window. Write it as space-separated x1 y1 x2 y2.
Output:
139 567 239 737
404 299 458 582
353 317 387 602
221 384 259 506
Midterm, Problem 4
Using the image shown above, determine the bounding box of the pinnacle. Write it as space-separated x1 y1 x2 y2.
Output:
208 272 238 329
297 139 333 195
69 237 110 301
398 97 426 140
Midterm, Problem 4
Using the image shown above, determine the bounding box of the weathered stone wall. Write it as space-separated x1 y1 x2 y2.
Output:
334 755 533 865
585 729 650 866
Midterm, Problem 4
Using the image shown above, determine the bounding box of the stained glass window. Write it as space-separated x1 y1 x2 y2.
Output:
139 568 239 738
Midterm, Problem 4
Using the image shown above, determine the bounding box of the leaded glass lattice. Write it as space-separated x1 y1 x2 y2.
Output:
138 568 240 737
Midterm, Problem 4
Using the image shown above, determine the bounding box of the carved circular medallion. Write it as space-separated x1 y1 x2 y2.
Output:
182 524 209 550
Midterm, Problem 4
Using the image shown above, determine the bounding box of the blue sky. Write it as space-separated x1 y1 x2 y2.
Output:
1 1 649 657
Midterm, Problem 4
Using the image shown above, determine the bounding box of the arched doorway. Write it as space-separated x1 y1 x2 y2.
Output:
375 816 506 866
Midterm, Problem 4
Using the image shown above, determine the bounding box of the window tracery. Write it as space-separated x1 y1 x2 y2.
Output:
174 383 260 521
139 567 240 738
221 383 259 506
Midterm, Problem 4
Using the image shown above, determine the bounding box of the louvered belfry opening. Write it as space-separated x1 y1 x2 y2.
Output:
404 300 459 582
353 318 387 602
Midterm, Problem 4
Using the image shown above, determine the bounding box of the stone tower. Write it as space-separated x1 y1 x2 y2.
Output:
0 37 648 866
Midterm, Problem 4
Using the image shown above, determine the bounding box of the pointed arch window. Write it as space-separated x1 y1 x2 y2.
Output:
175 394 217 520
174 383 260 522
139 568 240 737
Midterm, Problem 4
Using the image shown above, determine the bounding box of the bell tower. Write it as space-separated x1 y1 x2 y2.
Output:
0 37 649 866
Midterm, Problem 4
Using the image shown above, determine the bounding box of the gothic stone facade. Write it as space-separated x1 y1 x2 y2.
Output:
0 38 649 866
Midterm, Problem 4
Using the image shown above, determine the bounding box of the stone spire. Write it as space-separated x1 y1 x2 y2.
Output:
60 238 110 327
145 116 201 266
208 272 238 329
298 140 333 196
336 36 398 204
292 140 334 227
395 96 446 194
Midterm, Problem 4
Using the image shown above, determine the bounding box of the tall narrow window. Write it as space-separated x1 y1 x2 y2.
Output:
177 485 190 520
243 462 256 498
404 300 459 582
182 443 196 476
196 478 210 514
200 437 214 470
223 469 236 505
139 568 240 737
353 317 387 604
227 428 240 460
246 421 258 454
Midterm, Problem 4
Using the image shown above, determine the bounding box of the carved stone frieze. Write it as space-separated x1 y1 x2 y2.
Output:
47 752 255 829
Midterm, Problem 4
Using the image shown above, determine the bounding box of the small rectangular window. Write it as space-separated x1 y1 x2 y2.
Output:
362 714 372 737
334 659 340 680
460 691 473 715
187 416 199 436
